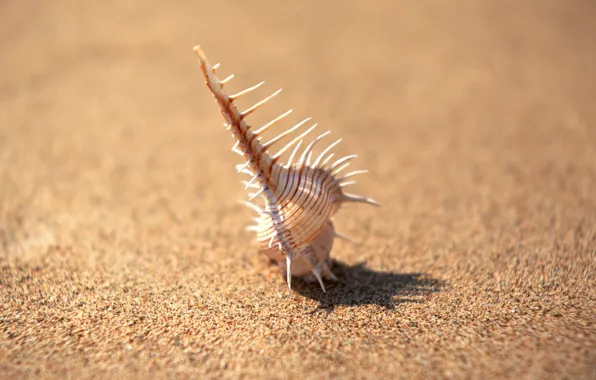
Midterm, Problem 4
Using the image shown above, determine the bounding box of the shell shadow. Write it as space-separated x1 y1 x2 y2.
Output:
293 260 446 311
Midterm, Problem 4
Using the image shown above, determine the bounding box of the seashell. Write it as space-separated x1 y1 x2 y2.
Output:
193 45 380 292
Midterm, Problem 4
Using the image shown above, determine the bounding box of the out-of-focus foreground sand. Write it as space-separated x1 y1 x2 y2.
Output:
1 1 595 379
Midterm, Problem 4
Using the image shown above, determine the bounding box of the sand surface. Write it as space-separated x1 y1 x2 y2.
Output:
1 1 595 379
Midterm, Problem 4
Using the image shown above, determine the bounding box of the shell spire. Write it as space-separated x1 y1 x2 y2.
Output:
194 45 380 292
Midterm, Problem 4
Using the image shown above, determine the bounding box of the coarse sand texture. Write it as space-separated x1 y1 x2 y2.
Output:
1 1 595 379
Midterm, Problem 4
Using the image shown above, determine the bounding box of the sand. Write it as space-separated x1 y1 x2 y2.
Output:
1 0 595 379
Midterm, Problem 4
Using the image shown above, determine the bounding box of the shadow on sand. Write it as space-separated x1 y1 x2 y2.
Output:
292 260 446 311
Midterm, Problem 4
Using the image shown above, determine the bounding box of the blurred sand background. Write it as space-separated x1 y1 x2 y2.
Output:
1 0 595 379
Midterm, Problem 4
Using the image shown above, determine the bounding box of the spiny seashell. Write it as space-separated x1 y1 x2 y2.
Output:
194 45 380 292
